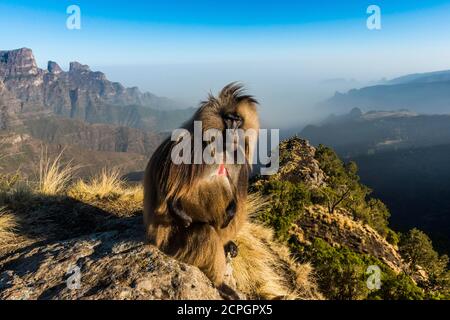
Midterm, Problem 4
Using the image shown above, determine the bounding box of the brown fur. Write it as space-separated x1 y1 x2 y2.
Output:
143 83 259 289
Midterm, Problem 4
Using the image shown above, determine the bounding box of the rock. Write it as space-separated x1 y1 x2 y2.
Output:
293 206 405 272
69 62 91 73
0 228 222 300
0 194 322 300
262 136 326 187
0 48 38 77
47 61 62 74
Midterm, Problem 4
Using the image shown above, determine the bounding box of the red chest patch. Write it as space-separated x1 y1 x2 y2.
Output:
218 164 228 176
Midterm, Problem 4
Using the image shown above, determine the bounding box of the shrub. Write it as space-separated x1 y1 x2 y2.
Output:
291 237 425 300
399 228 450 295
254 180 311 239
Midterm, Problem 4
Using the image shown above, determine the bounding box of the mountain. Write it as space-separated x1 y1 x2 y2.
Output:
301 108 450 157
388 70 450 85
0 48 192 132
320 69 450 115
0 48 195 178
0 131 150 178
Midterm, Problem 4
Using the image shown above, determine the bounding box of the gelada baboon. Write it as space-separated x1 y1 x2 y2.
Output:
143 83 259 298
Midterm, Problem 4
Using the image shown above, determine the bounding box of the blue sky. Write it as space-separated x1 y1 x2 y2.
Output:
1 0 450 125
2 0 449 26
2 0 449 67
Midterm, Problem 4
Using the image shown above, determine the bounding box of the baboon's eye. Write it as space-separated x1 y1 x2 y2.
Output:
224 113 243 129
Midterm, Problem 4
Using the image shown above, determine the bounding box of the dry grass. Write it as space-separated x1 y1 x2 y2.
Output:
2 148 322 299
68 168 143 216
233 195 323 300
0 207 17 246
38 149 76 195
69 168 123 200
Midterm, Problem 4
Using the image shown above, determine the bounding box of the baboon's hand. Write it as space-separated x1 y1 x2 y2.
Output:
222 200 237 228
169 200 192 228
218 283 240 300
224 241 238 258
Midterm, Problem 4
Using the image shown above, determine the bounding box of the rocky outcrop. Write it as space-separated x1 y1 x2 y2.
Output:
255 136 406 274
292 206 404 272
0 228 222 300
261 137 326 187
0 190 321 300
0 48 39 77
47 61 62 74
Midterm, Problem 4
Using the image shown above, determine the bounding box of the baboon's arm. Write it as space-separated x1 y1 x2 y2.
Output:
169 199 192 228
222 199 237 228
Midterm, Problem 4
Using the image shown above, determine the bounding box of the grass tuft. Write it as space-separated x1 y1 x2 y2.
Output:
38 149 76 196
69 168 123 200
0 207 17 245
68 168 143 216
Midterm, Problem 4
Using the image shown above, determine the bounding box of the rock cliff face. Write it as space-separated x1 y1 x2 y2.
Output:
0 48 194 178
0 48 39 77
0 48 183 128
23 116 163 156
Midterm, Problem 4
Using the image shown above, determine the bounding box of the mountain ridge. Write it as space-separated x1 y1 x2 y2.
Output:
320 69 450 115
0 48 189 132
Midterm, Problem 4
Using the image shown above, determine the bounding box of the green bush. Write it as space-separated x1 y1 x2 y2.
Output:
399 229 450 296
386 229 400 246
254 180 311 239
368 273 425 300
291 237 425 300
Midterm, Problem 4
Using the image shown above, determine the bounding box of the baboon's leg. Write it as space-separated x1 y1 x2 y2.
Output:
173 224 227 286
217 204 247 244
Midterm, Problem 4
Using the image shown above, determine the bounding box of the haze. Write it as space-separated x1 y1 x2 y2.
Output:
2 0 450 127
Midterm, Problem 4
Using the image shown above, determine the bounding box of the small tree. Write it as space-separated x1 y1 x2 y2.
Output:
315 145 366 214
399 229 450 295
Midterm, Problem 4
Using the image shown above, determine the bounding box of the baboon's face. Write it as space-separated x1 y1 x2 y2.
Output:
223 112 243 131
200 96 259 168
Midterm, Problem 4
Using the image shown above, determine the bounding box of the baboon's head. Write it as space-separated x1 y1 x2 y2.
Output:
191 82 259 132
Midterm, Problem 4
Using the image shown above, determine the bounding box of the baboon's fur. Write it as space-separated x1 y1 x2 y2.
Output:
233 195 323 299
143 83 259 289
